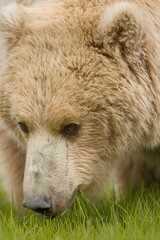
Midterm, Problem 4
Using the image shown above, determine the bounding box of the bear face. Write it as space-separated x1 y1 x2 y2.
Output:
0 1 160 217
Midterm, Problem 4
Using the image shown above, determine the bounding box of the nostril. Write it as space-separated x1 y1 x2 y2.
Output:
23 195 52 215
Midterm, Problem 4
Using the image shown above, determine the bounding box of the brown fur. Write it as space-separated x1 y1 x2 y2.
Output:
0 130 25 204
0 0 160 215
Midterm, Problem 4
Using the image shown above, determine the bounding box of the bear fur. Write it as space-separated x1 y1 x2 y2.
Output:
0 0 160 217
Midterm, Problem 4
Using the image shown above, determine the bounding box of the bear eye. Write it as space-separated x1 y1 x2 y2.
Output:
63 123 80 136
18 122 29 134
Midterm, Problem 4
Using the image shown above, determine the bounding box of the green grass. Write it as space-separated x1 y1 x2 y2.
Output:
0 185 160 240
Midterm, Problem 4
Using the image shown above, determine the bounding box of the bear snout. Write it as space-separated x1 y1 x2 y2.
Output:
23 195 53 217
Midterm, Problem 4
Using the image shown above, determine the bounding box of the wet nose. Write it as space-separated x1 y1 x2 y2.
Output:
23 195 52 215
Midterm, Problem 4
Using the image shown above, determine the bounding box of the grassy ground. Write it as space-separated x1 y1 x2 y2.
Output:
0 185 160 240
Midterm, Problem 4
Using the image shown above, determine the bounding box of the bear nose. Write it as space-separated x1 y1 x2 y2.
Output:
23 195 52 215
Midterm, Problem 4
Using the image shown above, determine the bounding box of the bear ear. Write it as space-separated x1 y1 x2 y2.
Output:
95 2 151 74
0 3 25 46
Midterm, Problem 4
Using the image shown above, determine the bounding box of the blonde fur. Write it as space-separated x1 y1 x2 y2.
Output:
0 0 160 215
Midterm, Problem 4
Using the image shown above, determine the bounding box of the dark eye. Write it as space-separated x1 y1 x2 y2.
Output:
63 123 80 136
18 122 29 134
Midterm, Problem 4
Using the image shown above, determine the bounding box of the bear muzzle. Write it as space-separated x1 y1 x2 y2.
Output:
22 189 78 218
23 195 54 218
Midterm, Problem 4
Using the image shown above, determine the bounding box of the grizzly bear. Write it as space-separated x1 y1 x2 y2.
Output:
0 0 160 218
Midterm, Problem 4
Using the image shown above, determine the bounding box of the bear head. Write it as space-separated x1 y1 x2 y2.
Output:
0 1 159 217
